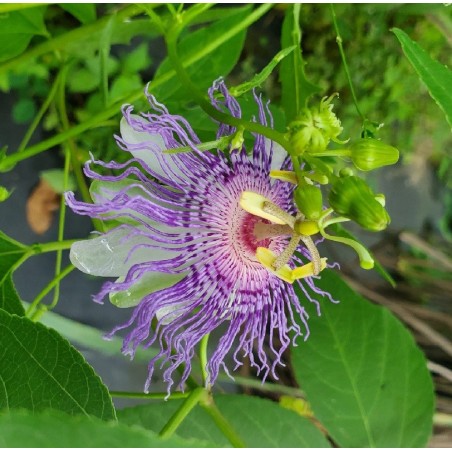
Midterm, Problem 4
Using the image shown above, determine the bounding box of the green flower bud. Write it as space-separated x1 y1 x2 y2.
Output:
289 94 345 156
328 176 390 231
350 138 399 171
294 184 323 220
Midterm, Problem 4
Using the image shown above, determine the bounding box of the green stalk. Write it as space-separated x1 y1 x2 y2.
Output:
199 334 210 386
30 239 77 254
27 264 75 320
159 388 207 439
110 391 189 400
17 70 62 152
330 4 365 121
200 397 246 447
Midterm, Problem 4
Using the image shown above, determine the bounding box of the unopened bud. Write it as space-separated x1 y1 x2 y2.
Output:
329 176 390 231
289 94 345 156
294 185 323 220
350 138 399 171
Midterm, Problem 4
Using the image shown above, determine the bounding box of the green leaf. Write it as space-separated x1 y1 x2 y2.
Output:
153 5 251 101
118 394 330 447
0 6 48 62
393 28 452 129
230 46 296 97
60 4 96 24
0 410 209 447
0 275 25 316
40 168 76 193
122 42 152 74
0 309 116 420
12 98 36 124
280 4 321 122
292 270 435 447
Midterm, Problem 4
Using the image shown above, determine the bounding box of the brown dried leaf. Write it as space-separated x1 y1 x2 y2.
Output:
26 179 60 234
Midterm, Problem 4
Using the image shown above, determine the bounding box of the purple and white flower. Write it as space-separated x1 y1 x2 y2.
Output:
66 80 334 393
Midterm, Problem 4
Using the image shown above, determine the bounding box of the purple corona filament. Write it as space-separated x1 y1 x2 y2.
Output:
66 79 336 393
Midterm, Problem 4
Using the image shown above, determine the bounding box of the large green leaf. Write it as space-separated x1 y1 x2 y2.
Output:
293 270 434 447
0 410 210 447
153 5 251 102
0 275 25 316
0 6 48 62
393 28 452 128
118 394 330 447
0 309 116 420
280 4 321 122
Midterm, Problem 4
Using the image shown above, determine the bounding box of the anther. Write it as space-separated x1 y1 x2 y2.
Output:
273 233 301 270
262 201 295 228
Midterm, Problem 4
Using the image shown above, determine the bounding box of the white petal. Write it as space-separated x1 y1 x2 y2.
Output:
265 139 288 171
109 271 185 308
89 177 147 204
70 227 179 277
156 300 191 325
120 115 185 181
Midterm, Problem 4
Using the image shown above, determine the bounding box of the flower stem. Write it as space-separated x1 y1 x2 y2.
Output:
27 264 75 320
199 333 210 387
17 69 62 152
30 239 76 255
330 4 365 122
110 391 189 400
159 387 207 439
200 397 246 447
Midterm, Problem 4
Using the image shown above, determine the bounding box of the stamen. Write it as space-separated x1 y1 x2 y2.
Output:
262 201 295 228
269 170 298 184
292 258 328 280
240 192 287 225
273 233 301 270
300 235 322 275
256 247 295 284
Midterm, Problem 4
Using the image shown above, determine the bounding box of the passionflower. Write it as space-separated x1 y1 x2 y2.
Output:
66 80 335 393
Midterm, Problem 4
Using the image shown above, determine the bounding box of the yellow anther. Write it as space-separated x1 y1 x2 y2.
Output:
294 220 320 236
256 247 295 284
240 192 286 225
292 258 328 280
269 170 298 185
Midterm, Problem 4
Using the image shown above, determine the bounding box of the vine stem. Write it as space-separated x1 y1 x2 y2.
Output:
330 4 365 121
200 397 246 448
159 388 207 439
17 69 63 152
30 239 77 254
199 333 210 387
27 264 75 320
110 391 189 400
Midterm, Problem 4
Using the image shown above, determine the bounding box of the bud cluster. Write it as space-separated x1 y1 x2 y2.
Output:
281 95 400 270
